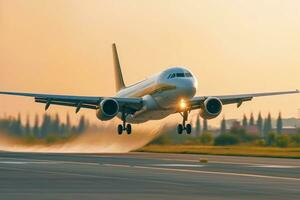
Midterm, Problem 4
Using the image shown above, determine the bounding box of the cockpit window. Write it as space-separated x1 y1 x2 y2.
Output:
176 73 185 77
185 72 192 77
167 72 192 79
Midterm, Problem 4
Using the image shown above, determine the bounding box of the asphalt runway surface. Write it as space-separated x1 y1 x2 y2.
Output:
0 152 299 200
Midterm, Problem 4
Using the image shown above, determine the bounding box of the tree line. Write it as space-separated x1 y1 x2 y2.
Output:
151 112 300 147
194 112 283 137
0 113 89 138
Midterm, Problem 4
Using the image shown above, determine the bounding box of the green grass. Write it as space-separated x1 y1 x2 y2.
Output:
138 145 300 159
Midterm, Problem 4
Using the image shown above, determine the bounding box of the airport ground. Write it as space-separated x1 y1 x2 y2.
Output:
139 145 300 158
0 151 299 200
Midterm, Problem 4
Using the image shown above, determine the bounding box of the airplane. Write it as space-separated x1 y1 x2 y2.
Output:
0 44 299 135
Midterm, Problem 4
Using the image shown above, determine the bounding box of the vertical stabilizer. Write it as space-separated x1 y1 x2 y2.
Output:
112 43 126 92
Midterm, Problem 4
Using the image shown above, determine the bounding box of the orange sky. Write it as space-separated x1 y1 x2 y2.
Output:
0 0 300 126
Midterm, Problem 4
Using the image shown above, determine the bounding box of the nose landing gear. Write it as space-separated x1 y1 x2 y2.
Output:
117 112 132 135
177 110 192 134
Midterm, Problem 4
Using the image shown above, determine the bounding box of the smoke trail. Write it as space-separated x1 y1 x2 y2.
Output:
0 120 167 153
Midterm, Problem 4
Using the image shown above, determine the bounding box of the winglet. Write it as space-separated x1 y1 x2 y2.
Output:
112 43 126 92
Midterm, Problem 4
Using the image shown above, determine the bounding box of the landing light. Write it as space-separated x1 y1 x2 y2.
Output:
179 99 187 110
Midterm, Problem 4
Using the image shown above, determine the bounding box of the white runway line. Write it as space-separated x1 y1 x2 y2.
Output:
0 161 60 164
105 163 300 181
0 157 100 166
159 158 300 167
151 164 205 167
248 165 300 169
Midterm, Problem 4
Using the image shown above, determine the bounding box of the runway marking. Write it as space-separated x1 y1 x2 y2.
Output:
0 157 100 166
160 158 300 168
249 165 300 169
104 164 300 181
130 153 300 167
151 164 204 167
103 163 131 167
0 161 59 164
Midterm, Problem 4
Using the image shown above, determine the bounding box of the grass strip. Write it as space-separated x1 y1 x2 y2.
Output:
138 145 300 159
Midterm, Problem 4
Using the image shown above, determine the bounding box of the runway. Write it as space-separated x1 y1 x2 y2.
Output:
0 152 299 200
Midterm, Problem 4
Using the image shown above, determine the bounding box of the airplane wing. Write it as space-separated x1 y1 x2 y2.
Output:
189 90 299 109
0 91 143 113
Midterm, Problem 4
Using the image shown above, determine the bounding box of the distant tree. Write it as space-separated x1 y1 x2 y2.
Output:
195 114 201 136
25 115 31 135
66 113 71 133
275 134 289 147
15 113 23 135
77 115 86 133
242 114 248 128
266 132 277 146
203 119 208 132
267 112 272 132
220 116 226 134
263 113 272 137
40 114 51 137
263 117 267 137
60 123 66 135
256 112 263 137
199 132 213 145
33 114 40 137
249 113 255 126
276 112 283 134
291 133 300 145
53 113 60 134
214 133 239 146
71 125 77 133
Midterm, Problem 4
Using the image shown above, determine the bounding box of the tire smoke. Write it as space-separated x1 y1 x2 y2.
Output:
0 120 165 153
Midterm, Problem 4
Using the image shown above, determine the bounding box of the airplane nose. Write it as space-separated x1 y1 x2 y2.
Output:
178 79 197 97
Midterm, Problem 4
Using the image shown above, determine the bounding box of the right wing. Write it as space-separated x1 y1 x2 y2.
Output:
0 91 143 113
189 90 299 110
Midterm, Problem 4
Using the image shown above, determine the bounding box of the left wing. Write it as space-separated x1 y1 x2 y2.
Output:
0 91 143 113
189 90 299 110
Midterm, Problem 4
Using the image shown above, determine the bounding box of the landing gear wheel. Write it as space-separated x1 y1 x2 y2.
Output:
117 111 132 135
186 124 192 134
178 110 192 134
126 124 132 134
177 124 183 134
117 124 123 135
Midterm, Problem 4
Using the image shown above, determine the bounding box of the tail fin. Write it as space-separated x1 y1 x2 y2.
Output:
112 43 126 92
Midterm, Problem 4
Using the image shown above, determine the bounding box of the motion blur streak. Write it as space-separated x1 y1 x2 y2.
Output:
0 121 164 153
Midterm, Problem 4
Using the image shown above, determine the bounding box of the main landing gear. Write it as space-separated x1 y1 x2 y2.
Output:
117 112 132 135
177 110 192 134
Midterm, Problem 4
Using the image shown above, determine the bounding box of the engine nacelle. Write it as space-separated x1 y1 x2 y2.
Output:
142 95 159 110
200 97 222 119
96 98 119 121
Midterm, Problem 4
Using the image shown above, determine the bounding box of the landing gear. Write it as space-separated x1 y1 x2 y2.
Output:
117 111 132 135
117 124 123 135
186 124 192 134
177 124 183 134
177 110 192 134
126 124 132 134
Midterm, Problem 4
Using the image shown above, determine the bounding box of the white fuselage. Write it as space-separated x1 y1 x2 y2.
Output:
116 67 197 123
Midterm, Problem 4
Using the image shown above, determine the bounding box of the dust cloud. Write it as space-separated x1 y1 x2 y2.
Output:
0 120 167 153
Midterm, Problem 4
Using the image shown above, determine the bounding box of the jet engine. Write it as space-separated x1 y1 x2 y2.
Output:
200 97 222 119
96 98 119 121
